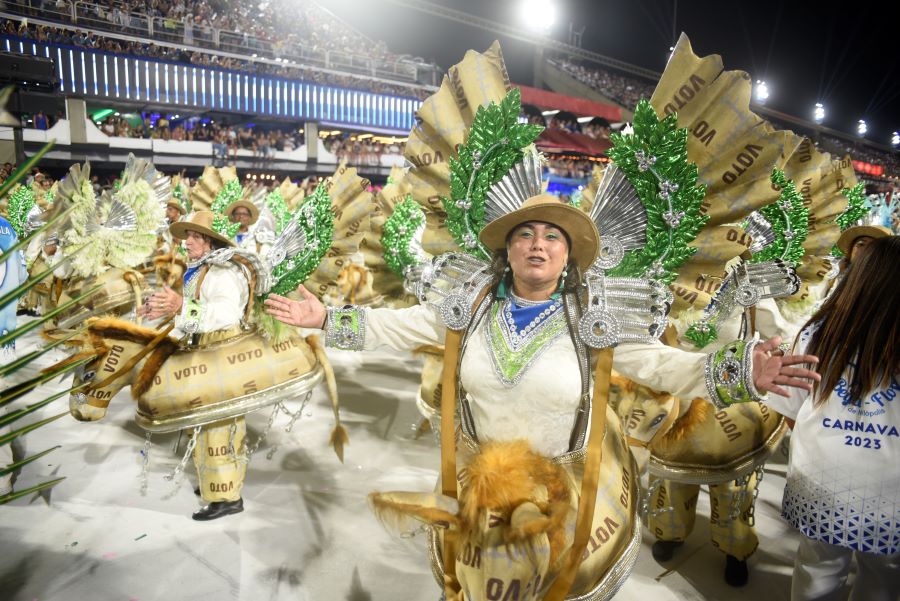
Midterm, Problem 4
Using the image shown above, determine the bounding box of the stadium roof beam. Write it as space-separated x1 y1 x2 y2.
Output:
383 0 661 81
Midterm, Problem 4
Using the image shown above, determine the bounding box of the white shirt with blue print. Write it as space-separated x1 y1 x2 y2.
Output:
763 324 900 555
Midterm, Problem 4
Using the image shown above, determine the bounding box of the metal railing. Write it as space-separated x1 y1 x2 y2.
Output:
2 0 441 85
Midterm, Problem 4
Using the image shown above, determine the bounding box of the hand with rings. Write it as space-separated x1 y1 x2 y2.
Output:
264 285 327 329
140 285 183 320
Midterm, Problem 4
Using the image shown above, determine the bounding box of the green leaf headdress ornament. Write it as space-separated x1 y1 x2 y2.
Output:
829 183 870 257
443 88 543 260
209 179 244 240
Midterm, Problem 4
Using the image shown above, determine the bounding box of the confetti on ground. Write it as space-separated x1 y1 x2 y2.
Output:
134 534 147 541
102 552 117 560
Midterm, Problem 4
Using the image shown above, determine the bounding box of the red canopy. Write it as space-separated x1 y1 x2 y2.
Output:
518 84 622 121
536 128 612 156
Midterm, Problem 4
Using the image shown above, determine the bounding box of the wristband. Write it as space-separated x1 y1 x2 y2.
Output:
323 305 366 351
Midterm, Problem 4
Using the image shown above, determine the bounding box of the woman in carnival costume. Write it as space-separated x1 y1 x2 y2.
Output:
141 210 252 520
765 235 900 601
263 51 822 596
224 196 275 258
266 190 820 600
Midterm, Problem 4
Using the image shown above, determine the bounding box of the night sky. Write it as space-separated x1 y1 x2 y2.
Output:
322 0 899 144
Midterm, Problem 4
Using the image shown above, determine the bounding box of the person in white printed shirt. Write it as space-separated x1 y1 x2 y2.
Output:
764 235 900 601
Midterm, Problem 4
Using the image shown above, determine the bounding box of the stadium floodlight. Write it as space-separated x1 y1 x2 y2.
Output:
892 132 899 147
755 80 769 104
521 0 556 32
857 120 867 137
813 103 825 124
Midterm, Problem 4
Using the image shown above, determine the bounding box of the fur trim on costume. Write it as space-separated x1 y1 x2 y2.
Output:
82 317 179 399
132 339 179 399
368 494 460 532
87 316 173 345
459 440 571 562
654 398 711 447
308 334 349 462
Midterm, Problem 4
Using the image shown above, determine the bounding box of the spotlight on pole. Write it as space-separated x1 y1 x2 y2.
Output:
521 0 556 32
754 80 769 104
857 119 867 137
891 131 899 147
813 103 825 124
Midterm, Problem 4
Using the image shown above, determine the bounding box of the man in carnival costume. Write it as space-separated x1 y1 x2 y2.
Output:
141 210 251 520
224 198 273 257
158 197 187 255
165 198 186 225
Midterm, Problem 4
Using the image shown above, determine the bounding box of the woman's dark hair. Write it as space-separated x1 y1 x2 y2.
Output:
210 237 230 250
800 235 900 406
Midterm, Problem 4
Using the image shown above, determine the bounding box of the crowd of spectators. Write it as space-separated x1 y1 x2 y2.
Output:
818 133 900 178
1 17 431 99
526 112 613 141
0 164 58 193
90 113 405 166
324 135 404 166
545 157 599 180
8 0 404 62
553 58 655 111
92 115 305 160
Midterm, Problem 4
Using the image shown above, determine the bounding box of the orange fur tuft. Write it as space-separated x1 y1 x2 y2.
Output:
459 441 571 547
88 317 171 345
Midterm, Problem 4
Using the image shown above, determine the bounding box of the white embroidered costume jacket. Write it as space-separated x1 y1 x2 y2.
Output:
358 302 711 458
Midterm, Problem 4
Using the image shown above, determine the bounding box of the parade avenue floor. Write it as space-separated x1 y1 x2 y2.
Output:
1 325 853 601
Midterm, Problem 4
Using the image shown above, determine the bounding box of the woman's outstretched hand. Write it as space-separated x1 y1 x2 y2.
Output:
263 285 327 329
752 336 821 398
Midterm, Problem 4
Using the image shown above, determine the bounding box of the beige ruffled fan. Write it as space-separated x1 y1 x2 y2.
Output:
774 140 853 317
303 164 378 305
362 167 421 306
402 41 515 257
275 177 306 212
643 34 806 316
188 166 240 212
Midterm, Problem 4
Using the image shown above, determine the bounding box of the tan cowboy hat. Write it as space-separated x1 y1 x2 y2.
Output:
170 210 235 248
224 199 259 225
166 199 186 215
836 224 892 256
479 193 600 270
